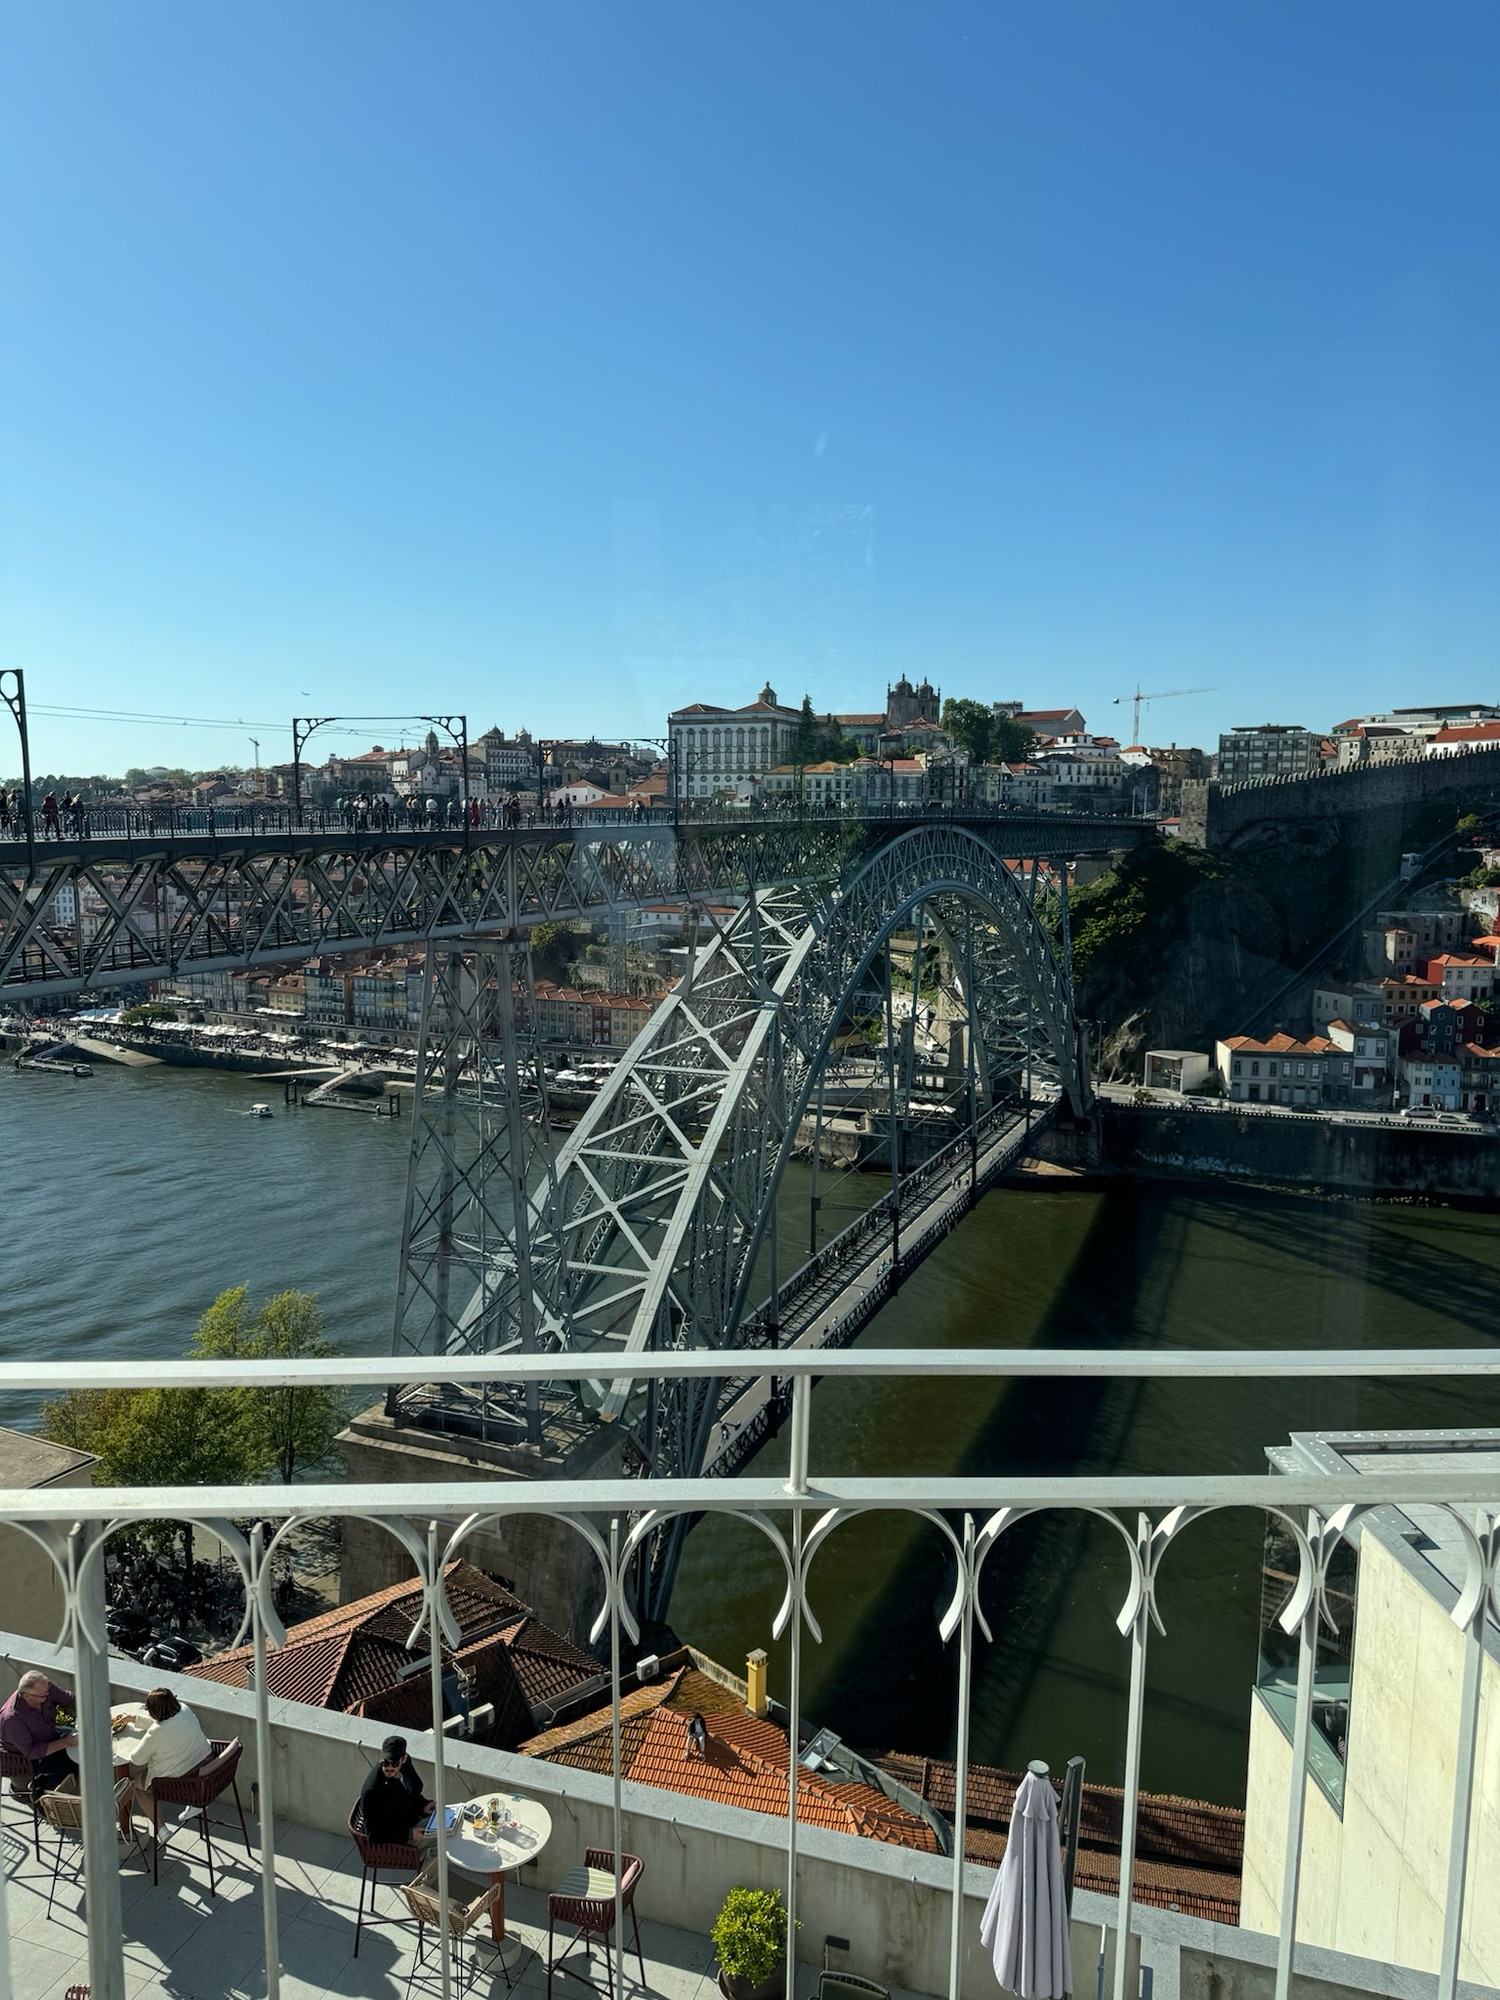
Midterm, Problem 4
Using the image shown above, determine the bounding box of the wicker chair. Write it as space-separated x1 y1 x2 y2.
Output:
546 1849 646 2000
38 1774 133 1919
1 1746 40 1860
143 1737 251 1894
349 1797 426 1957
398 1861 503 1997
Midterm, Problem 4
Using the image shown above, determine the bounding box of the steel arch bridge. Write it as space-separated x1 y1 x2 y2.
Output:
0 804 1141 999
393 824 1091 1606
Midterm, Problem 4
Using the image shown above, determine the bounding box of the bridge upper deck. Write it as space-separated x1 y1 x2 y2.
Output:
0 802 1152 999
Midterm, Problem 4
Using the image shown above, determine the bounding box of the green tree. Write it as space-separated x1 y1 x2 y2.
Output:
120 1002 179 1026
939 697 994 764
1067 840 1229 972
192 1286 349 1484
991 714 1038 763
790 697 858 768
530 920 579 981
41 1383 260 1567
791 695 822 765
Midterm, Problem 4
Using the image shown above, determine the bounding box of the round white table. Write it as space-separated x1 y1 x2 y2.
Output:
443 1790 552 1971
108 1703 151 1768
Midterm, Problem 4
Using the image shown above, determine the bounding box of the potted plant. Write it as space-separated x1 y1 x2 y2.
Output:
711 1886 796 2000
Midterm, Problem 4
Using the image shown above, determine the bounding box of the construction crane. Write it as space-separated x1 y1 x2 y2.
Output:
1113 684 1216 745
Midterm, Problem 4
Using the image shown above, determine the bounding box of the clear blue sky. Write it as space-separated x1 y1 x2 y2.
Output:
3 2 1497 775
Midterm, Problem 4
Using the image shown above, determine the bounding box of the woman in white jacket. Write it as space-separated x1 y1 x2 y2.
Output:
126 1686 212 1830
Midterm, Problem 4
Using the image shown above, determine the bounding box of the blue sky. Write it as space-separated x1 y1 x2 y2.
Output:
3 2 1497 774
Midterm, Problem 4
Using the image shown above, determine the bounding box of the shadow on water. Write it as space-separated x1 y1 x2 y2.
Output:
668 1175 1500 1804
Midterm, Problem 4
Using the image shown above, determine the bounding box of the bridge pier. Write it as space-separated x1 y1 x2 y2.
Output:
336 1404 628 1646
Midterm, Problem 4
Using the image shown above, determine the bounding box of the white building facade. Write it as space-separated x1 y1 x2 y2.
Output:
668 684 803 800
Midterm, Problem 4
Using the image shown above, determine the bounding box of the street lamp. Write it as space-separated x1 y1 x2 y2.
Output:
1 668 35 872
291 713 468 825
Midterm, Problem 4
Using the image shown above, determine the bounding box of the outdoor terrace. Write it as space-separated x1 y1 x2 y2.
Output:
1 1347 1497 2000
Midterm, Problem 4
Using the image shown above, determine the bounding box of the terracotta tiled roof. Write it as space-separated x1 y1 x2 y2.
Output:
623 1708 939 1850
185 1560 599 1752
523 1669 937 1853
875 1753 1241 1925
1432 722 1500 742
504 1617 604 1708
522 1670 688 1759
1219 1033 1335 1057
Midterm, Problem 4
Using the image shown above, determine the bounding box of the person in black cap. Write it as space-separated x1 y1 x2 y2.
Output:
359 1735 434 1846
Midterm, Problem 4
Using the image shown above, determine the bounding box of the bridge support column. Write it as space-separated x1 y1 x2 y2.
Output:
390 935 562 1437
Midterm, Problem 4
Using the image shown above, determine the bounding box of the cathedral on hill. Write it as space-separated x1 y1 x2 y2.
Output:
885 675 940 729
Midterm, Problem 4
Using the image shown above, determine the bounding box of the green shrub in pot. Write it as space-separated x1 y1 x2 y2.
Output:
711 1886 796 1995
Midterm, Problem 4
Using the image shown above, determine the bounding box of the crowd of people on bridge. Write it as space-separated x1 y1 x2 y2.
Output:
0 787 660 841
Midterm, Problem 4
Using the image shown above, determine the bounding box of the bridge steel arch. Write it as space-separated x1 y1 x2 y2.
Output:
395 826 1089 1601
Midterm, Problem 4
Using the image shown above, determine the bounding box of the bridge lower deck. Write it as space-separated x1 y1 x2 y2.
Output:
705 1100 1059 1476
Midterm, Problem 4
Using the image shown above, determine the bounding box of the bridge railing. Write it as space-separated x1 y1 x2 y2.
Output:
0 1345 1495 2000
0 792 1155 849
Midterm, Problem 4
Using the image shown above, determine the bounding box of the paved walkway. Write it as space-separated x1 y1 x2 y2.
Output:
2 1802 722 2000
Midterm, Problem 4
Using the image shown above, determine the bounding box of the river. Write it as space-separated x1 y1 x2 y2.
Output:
4 1060 1499 1805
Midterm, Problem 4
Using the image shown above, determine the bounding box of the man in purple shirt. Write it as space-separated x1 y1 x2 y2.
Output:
0 1671 78 1800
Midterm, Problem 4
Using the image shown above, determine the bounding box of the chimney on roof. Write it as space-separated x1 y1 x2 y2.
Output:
746 1647 768 1717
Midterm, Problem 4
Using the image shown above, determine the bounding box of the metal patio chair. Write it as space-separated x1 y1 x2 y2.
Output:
398 1861 503 1997
349 1797 426 1957
546 1849 646 2000
818 1976 890 2000
144 1736 251 1894
38 1774 133 1919
1 1746 41 1859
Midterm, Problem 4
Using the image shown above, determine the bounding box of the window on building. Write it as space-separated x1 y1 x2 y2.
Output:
1257 1519 1358 1805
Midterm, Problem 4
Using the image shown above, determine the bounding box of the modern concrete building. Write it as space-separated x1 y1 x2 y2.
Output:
1216 724 1323 783
1243 1428 1500 1987
1143 1049 1213 1093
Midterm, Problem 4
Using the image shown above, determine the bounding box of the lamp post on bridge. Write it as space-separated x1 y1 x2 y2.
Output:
291 716 337 824
1 668 36 876
292 713 469 829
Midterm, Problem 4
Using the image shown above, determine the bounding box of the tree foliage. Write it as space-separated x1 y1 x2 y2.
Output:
41 1385 258 1489
939 698 993 764
40 1286 349 1498
939 699 1037 767
790 696 859 767
191 1286 350 1484
1067 841 1230 972
991 714 1038 763
530 920 580 981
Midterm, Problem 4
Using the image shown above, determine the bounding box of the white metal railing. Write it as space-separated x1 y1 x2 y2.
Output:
0 1346 1497 2000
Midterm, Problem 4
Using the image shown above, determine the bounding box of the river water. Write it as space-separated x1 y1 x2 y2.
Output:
4 1061 1499 1804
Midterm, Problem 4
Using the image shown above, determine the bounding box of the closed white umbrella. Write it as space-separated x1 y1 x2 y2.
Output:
980 1760 1072 1999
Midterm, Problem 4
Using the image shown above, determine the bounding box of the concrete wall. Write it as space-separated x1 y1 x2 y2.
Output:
1099 1104 1500 1199
1240 1535 1500 1986
1180 746 1500 851
3 1632 1491 2000
0 1455 94 1644
0 1524 70 1645
336 1405 626 1643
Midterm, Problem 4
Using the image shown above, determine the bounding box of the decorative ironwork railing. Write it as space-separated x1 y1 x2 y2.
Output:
2 1345 1495 2000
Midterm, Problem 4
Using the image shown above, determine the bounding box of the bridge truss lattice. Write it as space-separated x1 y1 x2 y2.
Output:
391 824 1091 1606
